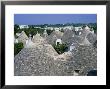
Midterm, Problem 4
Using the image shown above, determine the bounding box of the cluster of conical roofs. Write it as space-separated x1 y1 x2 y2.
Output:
14 25 97 76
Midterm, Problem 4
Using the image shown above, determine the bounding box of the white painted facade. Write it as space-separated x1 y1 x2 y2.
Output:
63 26 74 30
79 31 82 35
54 27 61 31
19 25 29 29
14 38 18 43
75 27 83 31
34 27 41 29
43 30 48 37
85 25 90 30
16 33 21 37
56 39 62 45
69 43 75 51
25 35 35 48
45 27 54 30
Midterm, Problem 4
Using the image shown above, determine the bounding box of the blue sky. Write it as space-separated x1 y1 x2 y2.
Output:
14 14 97 25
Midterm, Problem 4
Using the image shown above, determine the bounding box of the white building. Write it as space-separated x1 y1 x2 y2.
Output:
25 34 35 48
84 25 90 31
91 30 94 34
45 27 54 30
54 27 60 31
19 25 29 29
79 31 82 35
63 26 74 30
91 28 94 34
14 37 18 43
75 27 83 31
69 43 75 51
34 27 41 29
43 30 48 37
56 39 62 45
16 33 21 37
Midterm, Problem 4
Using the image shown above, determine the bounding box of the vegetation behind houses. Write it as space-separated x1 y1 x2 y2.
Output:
14 42 24 56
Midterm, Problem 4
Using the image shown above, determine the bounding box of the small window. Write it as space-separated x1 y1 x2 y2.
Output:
57 42 60 45
74 69 80 73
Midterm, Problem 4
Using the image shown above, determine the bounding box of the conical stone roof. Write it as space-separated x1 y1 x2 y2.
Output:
71 45 97 75
62 30 74 40
46 30 63 45
14 44 96 76
17 31 28 45
14 47 55 76
25 38 36 48
32 33 48 45
86 33 97 44
14 29 97 76
79 37 91 46
62 29 92 46
14 47 75 76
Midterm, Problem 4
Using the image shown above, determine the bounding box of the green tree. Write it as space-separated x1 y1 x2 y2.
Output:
14 42 24 56
14 24 20 35
60 29 64 33
28 25 35 29
46 29 53 35
53 43 68 54
92 26 97 34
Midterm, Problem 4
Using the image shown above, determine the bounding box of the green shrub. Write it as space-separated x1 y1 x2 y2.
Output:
14 42 24 56
53 43 68 54
60 29 64 33
46 29 54 35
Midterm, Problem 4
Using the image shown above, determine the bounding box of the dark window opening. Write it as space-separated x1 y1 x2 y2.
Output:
87 70 97 76
74 70 80 73
57 42 60 45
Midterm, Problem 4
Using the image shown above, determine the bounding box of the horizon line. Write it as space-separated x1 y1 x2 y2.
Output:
15 22 97 25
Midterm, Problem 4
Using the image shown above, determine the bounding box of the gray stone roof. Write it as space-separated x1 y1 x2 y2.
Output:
46 30 63 45
86 33 97 44
62 28 96 47
71 45 97 75
62 30 76 45
14 47 75 76
32 33 48 45
93 40 97 48
17 31 28 45
14 29 97 76
14 48 55 76
62 30 91 46
14 42 59 76
14 44 96 76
